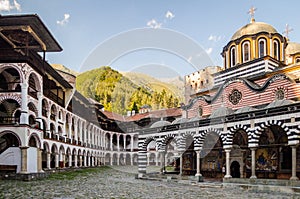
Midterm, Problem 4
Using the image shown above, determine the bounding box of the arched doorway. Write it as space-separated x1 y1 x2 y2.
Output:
257 125 291 179
182 134 196 176
230 161 240 178
0 132 20 153
201 131 224 179
231 129 250 178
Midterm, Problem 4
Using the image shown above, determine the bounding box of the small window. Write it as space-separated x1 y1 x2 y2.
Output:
273 40 280 60
258 39 266 58
242 41 250 62
230 46 236 67
296 57 300 63
198 106 203 116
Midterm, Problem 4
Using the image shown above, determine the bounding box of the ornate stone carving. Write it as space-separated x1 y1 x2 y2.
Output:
229 89 242 105
274 87 285 100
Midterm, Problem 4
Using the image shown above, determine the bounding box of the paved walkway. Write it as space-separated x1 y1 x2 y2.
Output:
0 166 299 198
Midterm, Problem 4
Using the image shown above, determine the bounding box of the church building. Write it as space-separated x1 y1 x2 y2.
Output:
137 10 300 182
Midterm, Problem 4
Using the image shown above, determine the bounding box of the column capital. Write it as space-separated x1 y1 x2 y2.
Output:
224 149 231 153
250 147 257 151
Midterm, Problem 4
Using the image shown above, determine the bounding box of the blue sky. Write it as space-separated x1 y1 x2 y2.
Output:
1 0 300 78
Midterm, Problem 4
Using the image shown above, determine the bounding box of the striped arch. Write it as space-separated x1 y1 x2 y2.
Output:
0 63 24 82
178 131 196 150
28 133 42 148
251 120 291 145
204 128 225 142
226 124 251 146
43 141 50 153
194 130 206 149
0 94 22 105
141 136 157 151
160 134 179 151
201 128 226 148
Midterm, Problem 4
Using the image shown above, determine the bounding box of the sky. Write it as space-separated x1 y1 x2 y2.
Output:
1 0 300 78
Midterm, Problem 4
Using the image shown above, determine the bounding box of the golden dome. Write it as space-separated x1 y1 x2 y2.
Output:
286 42 300 55
231 21 278 41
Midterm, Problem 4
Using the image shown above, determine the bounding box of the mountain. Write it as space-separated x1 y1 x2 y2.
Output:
51 64 79 76
76 66 184 115
121 72 184 100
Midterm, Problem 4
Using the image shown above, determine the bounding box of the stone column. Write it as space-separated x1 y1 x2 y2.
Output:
55 153 59 168
155 152 159 166
47 152 51 169
20 83 29 124
250 148 257 179
79 155 83 167
117 134 120 151
68 154 72 167
37 149 43 172
195 150 202 177
110 156 113 166
110 134 113 151
74 155 78 167
131 136 134 152
130 154 133 166
68 122 72 138
224 149 232 178
290 145 299 180
123 135 126 151
36 92 43 130
179 152 183 176
117 154 120 166
20 147 28 173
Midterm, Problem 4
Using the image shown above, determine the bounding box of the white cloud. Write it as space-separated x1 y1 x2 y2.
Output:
205 48 213 55
147 19 162 29
165 11 175 19
57 14 70 26
208 35 222 42
0 0 21 12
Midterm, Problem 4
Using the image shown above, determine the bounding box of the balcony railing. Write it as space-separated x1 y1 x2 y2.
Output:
0 117 20 125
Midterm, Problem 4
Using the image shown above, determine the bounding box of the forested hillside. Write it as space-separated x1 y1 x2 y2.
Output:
76 66 184 115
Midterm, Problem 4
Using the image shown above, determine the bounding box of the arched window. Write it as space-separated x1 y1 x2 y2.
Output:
258 38 267 58
242 41 250 62
295 57 300 63
198 106 203 117
230 46 236 67
273 40 280 60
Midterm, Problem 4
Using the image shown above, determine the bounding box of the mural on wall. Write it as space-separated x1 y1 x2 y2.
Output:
256 148 277 171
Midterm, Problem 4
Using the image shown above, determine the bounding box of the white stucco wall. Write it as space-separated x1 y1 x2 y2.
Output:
0 147 21 173
27 147 37 173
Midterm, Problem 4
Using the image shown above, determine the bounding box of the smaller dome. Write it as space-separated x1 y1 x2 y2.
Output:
265 99 294 109
286 42 300 55
231 21 278 41
172 118 189 124
150 120 171 128
235 106 257 114
188 116 202 122
209 106 233 118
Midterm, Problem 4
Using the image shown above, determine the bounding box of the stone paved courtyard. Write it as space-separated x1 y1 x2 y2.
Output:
0 166 299 199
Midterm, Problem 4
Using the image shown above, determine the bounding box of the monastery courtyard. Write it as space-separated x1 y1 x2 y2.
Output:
0 166 298 199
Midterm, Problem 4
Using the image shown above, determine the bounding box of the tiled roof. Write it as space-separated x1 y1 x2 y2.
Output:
100 107 182 122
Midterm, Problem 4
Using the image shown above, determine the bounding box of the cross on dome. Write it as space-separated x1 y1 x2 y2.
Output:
248 6 257 23
283 24 293 40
